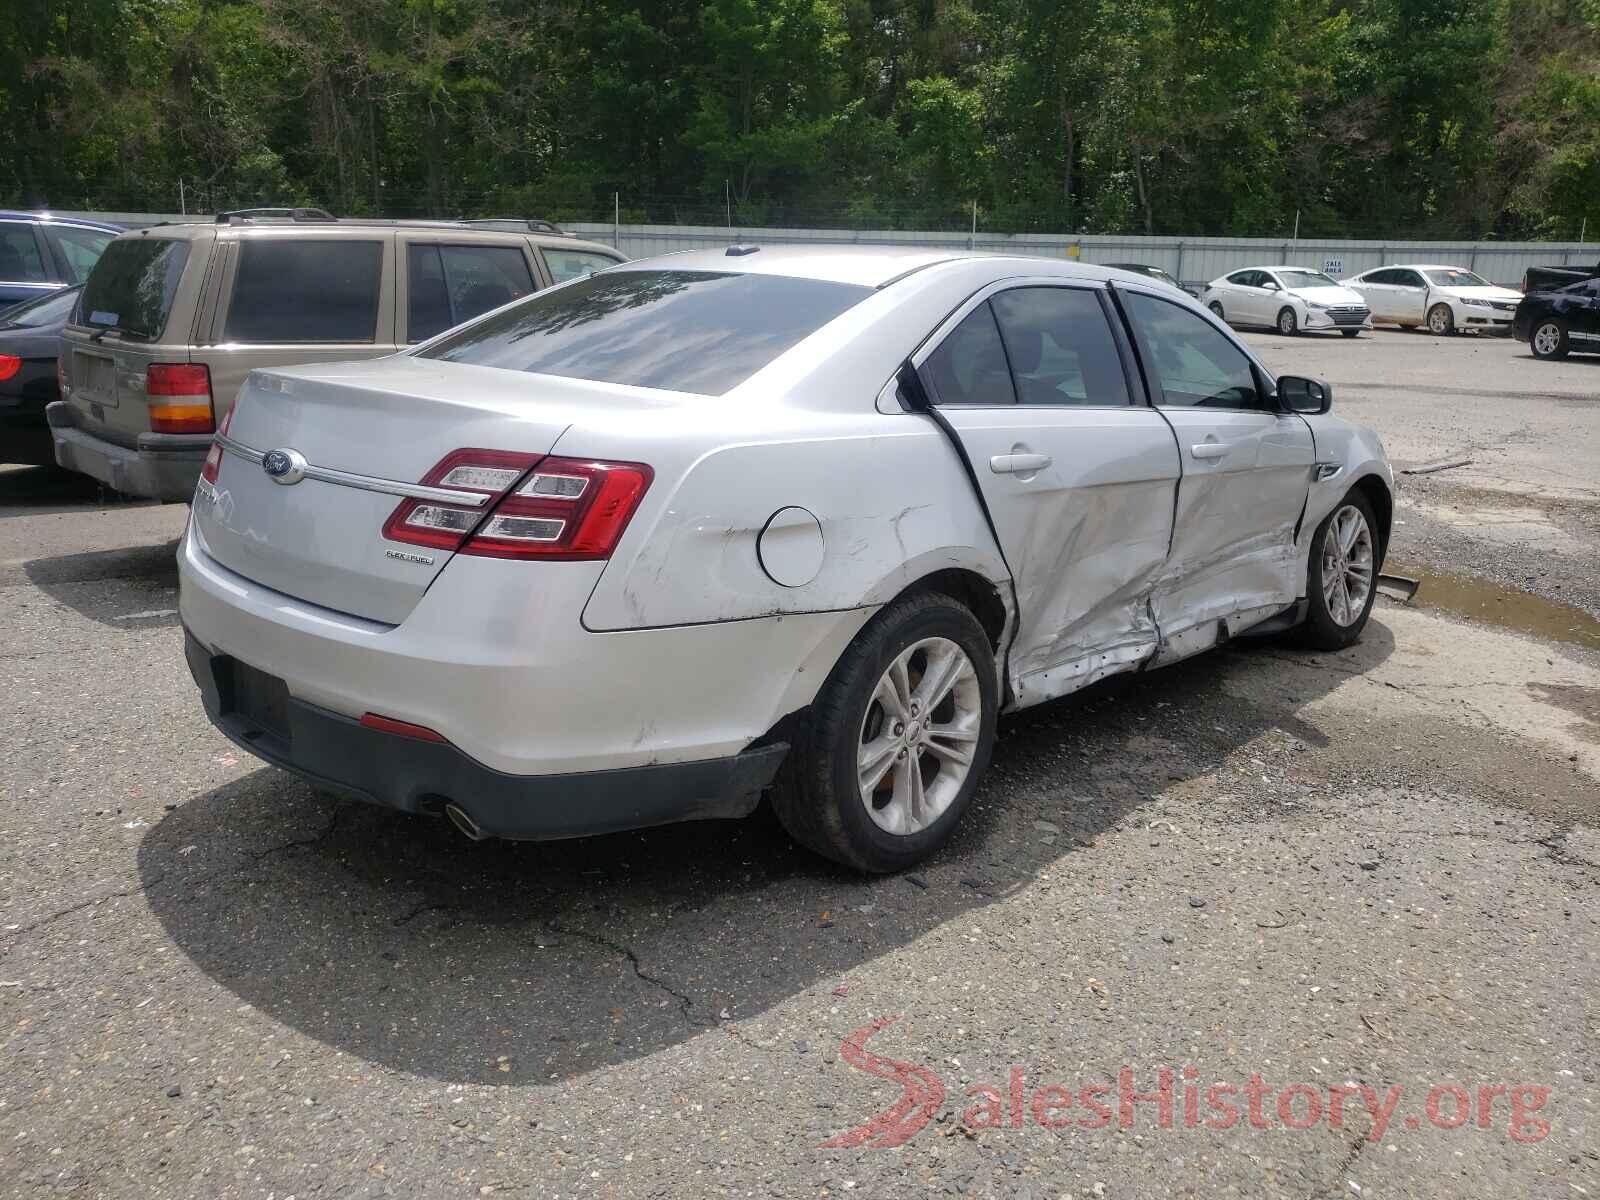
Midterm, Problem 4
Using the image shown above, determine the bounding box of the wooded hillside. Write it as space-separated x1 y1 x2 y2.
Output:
4 0 1597 238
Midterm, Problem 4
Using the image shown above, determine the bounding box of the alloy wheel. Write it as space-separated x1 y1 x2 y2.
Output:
1533 323 1561 356
1278 308 1296 335
857 637 981 835
1321 503 1375 627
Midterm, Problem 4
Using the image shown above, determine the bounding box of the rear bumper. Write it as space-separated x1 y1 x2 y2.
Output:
47 401 208 500
184 629 788 839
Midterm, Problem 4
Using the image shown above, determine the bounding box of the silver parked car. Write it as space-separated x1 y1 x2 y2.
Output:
180 246 1393 872
50 211 624 500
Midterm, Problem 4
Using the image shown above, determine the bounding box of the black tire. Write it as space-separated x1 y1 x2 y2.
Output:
1530 317 1570 360
1427 303 1455 336
1299 489 1381 651
1276 306 1298 336
1340 328 1361 338
771 592 998 873
1208 301 1226 323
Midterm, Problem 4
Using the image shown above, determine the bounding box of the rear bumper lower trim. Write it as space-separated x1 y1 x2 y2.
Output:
47 401 204 501
184 628 790 841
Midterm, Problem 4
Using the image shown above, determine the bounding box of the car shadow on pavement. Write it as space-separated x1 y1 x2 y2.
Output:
21 539 181 627
136 619 1393 1085
0 464 158 516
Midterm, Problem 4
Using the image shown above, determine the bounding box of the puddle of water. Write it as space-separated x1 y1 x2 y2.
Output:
1385 561 1600 650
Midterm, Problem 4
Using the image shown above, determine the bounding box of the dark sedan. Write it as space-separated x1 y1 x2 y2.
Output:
1104 262 1196 296
1 285 79 464
1513 278 1600 360
0 212 120 312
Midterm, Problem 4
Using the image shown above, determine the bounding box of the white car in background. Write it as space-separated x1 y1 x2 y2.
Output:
1200 266 1372 338
179 247 1393 873
1341 264 1522 335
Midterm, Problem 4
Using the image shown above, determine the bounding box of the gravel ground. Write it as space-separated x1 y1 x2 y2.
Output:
1 331 1596 1199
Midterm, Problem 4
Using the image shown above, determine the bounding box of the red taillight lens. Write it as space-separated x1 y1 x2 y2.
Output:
199 404 235 486
147 363 215 433
56 355 66 395
382 449 544 551
463 457 652 561
0 355 20 381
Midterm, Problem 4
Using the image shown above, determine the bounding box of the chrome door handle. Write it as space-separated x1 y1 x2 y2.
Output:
1190 442 1231 460
989 452 1053 474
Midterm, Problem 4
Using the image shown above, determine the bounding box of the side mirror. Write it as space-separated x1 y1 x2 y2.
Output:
1262 280 1280 291
1277 375 1332 415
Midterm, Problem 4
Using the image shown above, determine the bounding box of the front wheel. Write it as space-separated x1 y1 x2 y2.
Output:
1300 491 1380 650
1427 303 1456 335
771 592 998 872
1208 301 1226 323
1530 318 1570 360
1277 307 1299 336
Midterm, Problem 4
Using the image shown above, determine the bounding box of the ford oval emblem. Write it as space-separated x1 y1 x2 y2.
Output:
262 447 307 485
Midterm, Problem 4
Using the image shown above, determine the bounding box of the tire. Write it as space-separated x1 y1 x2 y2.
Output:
1530 317 1570 360
1276 306 1298 336
1427 303 1455 335
1208 301 1226 323
1340 329 1361 338
1300 490 1380 651
771 591 998 873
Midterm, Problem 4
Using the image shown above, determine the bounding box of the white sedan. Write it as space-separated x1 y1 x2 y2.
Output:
179 248 1394 872
1341 264 1523 334
1200 266 1372 337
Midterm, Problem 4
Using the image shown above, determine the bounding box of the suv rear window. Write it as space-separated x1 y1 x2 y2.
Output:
419 269 870 395
224 240 382 343
80 237 191 339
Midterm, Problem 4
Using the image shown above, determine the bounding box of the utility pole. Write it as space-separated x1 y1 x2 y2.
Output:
725 180 732 233
969 199 977 251
179 178 186 216
614 191 620 250
1292 208 1299 246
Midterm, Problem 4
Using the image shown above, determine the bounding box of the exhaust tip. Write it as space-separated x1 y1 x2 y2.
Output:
443 802 485 841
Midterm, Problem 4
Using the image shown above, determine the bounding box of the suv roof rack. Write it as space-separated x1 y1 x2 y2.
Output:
461 217 569 236
215 207 338 224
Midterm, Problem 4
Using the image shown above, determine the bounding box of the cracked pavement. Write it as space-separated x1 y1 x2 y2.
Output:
1 329 1597 1198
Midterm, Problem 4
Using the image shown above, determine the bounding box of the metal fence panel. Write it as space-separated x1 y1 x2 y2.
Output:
64 212 1597 290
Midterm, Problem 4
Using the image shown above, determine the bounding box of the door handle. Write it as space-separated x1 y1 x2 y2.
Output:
1190 442 1231 460
989 452 1053 474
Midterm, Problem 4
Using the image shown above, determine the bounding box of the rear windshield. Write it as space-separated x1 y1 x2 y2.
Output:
419 269 872 395
80 238 191 339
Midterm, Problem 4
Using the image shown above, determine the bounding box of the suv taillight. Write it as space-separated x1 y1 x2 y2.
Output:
147 363 215 434
382 451 652 561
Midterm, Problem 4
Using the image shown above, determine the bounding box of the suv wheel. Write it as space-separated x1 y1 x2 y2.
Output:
1530 318 1569 360
772 592 997 872
1300 490 1379 650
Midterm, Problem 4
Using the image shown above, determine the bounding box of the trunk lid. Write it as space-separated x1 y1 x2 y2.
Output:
192 357 669 624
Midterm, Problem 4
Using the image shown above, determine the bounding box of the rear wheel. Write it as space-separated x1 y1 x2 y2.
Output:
1530 318 1570 360
1300 491 1379 650
771 592 997 872
1427 303 1455 335
1276 307 1298 336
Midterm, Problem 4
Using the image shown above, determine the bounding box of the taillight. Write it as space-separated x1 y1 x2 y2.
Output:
0 355 20 381
199 401 237 486
382 449 544 551
382 450 652 561
464 457 653 561
147 363 215 434
56 355 66 395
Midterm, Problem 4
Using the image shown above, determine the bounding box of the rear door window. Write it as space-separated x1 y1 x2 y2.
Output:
223 239 383 343
407 243 536 342
419 269 869 395
79 237 192 339
48 226 116 283
0 222 48 282
990 287 1129 406
539 247 622 285
922 303 1017 406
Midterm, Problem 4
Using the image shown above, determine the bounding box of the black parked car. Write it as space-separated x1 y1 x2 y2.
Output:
1104 262 1196 296
1513 277 1600 360
1 285 80 464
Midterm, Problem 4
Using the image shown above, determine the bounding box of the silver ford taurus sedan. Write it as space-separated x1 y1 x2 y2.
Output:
179 249 1393 872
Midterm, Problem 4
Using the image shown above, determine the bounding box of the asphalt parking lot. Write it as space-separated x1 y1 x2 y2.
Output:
2 328 1596 1199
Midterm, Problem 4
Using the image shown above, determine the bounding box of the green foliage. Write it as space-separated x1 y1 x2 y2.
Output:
1 0 1594 238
